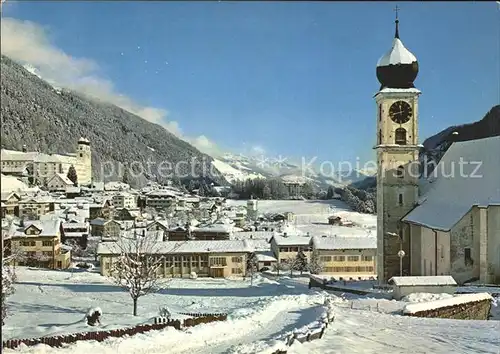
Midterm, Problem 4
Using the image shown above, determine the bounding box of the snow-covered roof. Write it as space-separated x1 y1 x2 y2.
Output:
403 293 492 314
377 37 417 67
48 173 73 186
255 251 277 262
10 219 61 238
1 174 30 193
377 87 421 95
403 136 500 231
270 235 310 246
388 276 457 287
97 239 252 255
310 236 377 250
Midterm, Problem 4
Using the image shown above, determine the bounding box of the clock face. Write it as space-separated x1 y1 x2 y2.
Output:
389 101 412 124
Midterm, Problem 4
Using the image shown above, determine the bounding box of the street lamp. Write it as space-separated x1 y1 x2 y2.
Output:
386 231 404 277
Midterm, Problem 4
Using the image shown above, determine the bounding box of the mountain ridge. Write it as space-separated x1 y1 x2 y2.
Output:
0 55 227 187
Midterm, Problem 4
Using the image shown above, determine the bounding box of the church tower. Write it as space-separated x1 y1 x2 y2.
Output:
375 9 420 284
76 137 92 186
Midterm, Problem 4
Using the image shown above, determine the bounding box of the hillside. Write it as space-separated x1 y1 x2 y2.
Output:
0 55 226 187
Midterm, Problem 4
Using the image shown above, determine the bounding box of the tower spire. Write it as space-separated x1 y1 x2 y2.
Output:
394 5 400 39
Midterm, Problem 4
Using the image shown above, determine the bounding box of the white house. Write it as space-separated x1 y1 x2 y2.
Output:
47 173 74 192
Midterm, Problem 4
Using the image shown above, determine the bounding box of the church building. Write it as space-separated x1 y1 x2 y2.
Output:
375 12 500 285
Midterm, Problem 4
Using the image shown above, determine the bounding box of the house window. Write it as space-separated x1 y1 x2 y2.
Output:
210 257 227 266
395 128 407 145
399 194 403 206
320 256 332 262
231 256 242 263
396 165 404 178
231 268 243 274
464 248 473 266
333 256 345 262
363 256 373 262
42 241 52 247
347 256 359 262
42 251 52 256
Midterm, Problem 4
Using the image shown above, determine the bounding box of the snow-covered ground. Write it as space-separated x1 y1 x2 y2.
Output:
3 267 323 351
5 267 499 354
287 302 500 354
228 199 376 237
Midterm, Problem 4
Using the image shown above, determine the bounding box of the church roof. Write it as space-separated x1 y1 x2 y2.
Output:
377 37 417 67
403 136 500 231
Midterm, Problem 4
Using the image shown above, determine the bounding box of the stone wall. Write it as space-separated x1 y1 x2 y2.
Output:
404 299 491 320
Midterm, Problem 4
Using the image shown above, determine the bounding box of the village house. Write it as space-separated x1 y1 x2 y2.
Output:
269 235 311 264
18 195 55 220
114 208 141 221
255 251 278 271
111 192 137 210
309 236 377 277
97 239 252 278
90 218 122 240
89 198 112 220
145 190 178 210
1 192 21 217
7 219 71 269
46 173 74 192
61 218 90 248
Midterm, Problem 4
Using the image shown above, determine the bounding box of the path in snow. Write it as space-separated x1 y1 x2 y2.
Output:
181 303 324 354
288 304 500 354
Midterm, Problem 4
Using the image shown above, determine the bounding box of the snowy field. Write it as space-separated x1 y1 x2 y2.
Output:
227 199 376 237
3 267 325 353
4 267 500 354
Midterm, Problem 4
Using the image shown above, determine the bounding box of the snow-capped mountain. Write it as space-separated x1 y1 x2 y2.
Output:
211 152 374 188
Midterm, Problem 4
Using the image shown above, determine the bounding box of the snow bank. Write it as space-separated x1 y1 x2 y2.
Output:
401 293 454 303
403 293 492 314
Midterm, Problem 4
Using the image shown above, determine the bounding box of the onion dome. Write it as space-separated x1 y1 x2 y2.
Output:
376 15 419 90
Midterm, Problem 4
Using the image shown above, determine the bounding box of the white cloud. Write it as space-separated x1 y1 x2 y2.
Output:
0 17 216 153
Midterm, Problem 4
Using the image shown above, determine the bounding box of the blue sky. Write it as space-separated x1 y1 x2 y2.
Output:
3 1 499 166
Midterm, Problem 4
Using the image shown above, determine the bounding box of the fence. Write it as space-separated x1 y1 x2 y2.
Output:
270 310 334 354
3 313 228 350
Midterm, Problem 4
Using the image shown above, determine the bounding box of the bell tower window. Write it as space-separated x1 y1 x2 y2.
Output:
398 193 403 205
378 129 382 145
396 165 404 178
395 128 407 145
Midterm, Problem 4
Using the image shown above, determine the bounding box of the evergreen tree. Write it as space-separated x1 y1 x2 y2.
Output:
67 164 78 186
326 186 334 199
308 250 324 275
246 252 259 286
295 250 309 275
122 164 131 186
301 182 315 199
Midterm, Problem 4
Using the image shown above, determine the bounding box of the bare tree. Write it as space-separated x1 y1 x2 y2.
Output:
272 261 287 276
110 235 165 316
2 245 18 325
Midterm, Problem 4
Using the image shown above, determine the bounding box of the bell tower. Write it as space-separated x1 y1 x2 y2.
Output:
375 8 421 284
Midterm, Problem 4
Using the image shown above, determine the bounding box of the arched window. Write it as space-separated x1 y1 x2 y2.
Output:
378 129 382 145
398 193 403 205
395 128 407 145
396 165 404 178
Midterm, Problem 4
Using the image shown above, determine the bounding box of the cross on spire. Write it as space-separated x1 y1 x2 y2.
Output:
394 5 400 39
